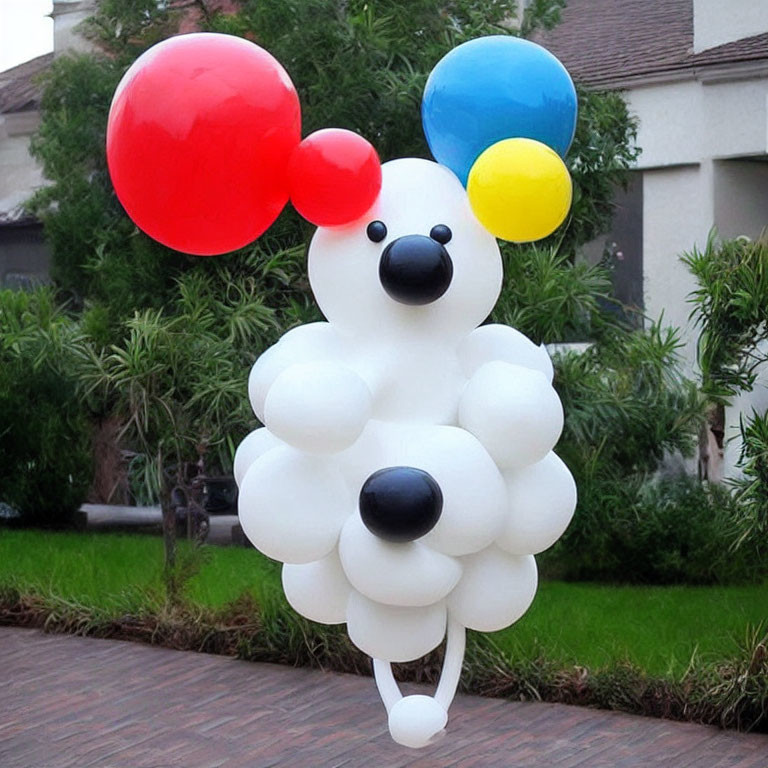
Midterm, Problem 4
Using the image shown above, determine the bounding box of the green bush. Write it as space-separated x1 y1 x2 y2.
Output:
0 362 92 526
491 246 617 344
542 474 766 585
683 233 768 402
539 324 737 584
555 324 703 476
732 409 768 545
0 288 92 526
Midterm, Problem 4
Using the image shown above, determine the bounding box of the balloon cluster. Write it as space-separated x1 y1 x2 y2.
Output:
107 34 382 255
423 36 577 241
106 32 578 750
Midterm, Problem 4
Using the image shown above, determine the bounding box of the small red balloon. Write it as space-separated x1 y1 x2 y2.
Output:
107 33 301 255
289 129 382 227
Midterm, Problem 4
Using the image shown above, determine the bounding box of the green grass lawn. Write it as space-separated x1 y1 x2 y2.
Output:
497 581 767 677
1 529 765 678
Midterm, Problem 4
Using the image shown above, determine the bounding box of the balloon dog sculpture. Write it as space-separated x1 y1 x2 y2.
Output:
107 32 578 749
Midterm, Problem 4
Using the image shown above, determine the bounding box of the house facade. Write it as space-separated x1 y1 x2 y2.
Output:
0 0 239 288
538 0 768 477
0 0 98 288
0 52 52 288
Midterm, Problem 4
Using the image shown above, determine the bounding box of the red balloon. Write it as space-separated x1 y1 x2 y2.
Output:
289 129 382 227
107 34 301 256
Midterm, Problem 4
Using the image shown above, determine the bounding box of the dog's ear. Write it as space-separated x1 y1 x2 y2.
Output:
107 34 301 256
466 138 572 243
107 34 381 257
288 128 381 228
421 36 576 243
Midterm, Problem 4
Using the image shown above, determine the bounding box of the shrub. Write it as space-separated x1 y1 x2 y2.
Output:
538 324 734 583
732 409 768 546
683 233 768 402
0 288 92 526
491 246 617 344
542 474 766 584
555 324 703 476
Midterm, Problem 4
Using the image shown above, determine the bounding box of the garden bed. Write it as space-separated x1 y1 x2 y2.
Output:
1 529 766 732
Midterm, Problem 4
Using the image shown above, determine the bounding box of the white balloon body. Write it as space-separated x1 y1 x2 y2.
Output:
264 361 372 453
236 157 576 748
458 361 564 469
282 551 351 624
232 427 280 486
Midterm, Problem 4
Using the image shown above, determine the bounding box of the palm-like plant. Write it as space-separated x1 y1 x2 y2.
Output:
683 232 768 402
77 256 296 592
491 245 616 344
684 231 768 538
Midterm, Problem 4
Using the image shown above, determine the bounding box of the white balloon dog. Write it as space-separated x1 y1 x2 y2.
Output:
102 28 578 751
236 158 576 748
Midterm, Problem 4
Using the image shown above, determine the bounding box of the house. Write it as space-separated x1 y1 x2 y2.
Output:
0 0 99 288
0 0 240 288
536 0 768 477
0 52 53 288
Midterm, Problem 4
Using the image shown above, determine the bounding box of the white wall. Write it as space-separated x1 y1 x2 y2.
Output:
642 164 713 376
693 0 768 53
0 1 96 218
52 0 96 57
713 159 768 239
626 78 768 170
0 113 46 215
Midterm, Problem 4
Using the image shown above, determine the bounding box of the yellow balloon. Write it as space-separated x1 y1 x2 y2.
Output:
467 137 572 242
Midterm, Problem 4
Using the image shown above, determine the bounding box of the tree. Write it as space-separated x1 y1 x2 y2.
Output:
29 0 697 586
27 0 641 481
684 231 768 540
77 260 283 596
30 0 637 326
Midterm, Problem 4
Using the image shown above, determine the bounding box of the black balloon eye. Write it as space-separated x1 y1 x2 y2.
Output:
367 220 387 243
430 224 452 245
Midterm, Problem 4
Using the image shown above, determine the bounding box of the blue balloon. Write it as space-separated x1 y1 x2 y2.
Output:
422 36 577 186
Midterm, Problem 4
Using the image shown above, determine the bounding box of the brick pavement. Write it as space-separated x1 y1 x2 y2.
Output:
1 627 766 768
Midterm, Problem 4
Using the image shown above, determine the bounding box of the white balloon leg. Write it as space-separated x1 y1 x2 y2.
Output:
373 617 466 749
434 617 466 710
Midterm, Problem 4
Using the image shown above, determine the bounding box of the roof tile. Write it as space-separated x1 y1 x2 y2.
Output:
534 0 768 86
0 53 53 114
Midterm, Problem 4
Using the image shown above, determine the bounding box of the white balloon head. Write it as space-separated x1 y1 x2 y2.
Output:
308 158 502 342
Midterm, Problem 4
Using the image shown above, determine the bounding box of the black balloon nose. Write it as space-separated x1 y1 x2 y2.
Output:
379 234 453 305
359 467 443 543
